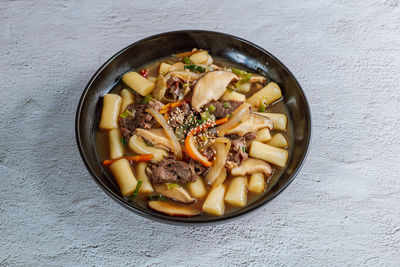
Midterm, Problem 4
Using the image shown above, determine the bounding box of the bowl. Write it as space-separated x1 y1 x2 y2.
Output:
75 30 311 225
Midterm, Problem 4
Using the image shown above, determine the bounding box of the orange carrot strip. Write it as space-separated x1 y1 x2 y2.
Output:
159 100 188 114
184 117 229 167
102 154 153 166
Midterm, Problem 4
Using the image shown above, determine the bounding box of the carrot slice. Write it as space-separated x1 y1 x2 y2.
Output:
184 117 229 167
102 154 153 166
159 100 188 114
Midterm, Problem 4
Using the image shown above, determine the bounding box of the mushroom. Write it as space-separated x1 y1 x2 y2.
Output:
165 70 203 82
135 128 172 151
248 74 267 84
148 201 201 217
128 134 168 161
153 183 196 204
191 71 238 112
225 113 273 136
230 158 272 176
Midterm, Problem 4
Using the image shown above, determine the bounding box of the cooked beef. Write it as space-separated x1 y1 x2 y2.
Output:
166 76 183 100
202 145 216 161
226 136 248 166
188 159 207 177
168 102 191 128
244 132 257 141
150 156 205 184
166 75 180 88
119 100 163 141
204 100 243 119
148 100 163 111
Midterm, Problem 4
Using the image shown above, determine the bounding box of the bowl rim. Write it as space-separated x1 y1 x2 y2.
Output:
75 29 312 225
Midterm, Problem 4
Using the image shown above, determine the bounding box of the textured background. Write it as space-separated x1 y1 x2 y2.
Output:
1 0 400 266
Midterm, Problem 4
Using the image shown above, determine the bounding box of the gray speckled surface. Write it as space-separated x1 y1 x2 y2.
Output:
1 0 400 266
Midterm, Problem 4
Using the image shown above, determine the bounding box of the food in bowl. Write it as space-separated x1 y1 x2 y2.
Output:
96 49 291 217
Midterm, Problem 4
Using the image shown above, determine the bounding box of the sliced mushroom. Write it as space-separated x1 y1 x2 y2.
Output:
135 128 172 151
128 135 168 161
153 183 195 204
148 201 201 217
165 70 203 82
191 71 238 112
152 75 167 100
230 158 272 176
248 74 267 84
225 113 273 136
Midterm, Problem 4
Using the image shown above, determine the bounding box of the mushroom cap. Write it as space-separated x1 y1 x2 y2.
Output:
230 158 272 176
225 113 273 136
135 128 172 151
153 183 195 204
148 201 201 217
248 74 267 84
191 71 238 112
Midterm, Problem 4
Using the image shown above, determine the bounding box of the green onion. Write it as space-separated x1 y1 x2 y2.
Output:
242 146 246 152
120 110 131 118
183 56 191 64
208 105 216 113
175 126 185 141
184 64 206 73
235 73 252 88
223 102 231 108
167 183 180 190
142 95 153 104
231 67 248 76
120 137 127 146
226 113 231 118
131 180 143 198
147 194 167 201
258 98 267 112
201 111 210 122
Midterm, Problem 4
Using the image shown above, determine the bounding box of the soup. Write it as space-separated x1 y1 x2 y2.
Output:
96 49 292 217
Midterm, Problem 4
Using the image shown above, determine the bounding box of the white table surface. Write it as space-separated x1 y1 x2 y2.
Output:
1 0 399 266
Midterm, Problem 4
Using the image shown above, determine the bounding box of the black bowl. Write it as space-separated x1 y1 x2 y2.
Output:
76 30 311 225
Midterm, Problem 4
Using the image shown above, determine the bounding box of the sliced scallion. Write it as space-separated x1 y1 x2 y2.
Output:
131 180 143 198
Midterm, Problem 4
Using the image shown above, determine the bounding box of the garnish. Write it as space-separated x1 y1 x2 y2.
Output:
200 111 210 122
258 98 268 112
223 102 231 108
120 110 132 118
120 137 127 146
139 69 149 78
142 95 153 104
131 180 143 198
231 67 252 87
184 64 206 73
208 104 216 113
183 56 191 64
